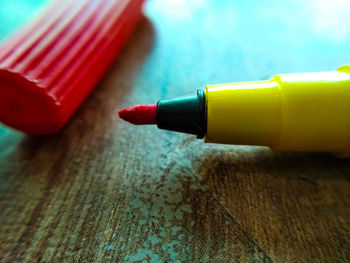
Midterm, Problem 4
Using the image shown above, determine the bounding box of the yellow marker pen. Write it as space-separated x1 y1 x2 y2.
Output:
119 66 350 157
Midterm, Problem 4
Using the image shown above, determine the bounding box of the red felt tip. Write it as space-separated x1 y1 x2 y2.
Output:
118 104 157 125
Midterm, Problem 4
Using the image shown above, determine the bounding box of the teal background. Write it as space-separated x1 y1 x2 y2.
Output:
0 0 48 41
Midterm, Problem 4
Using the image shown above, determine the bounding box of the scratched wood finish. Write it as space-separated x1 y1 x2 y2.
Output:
0 0 350 262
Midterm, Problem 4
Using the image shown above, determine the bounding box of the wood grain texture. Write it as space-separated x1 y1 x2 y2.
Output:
0 0 350 262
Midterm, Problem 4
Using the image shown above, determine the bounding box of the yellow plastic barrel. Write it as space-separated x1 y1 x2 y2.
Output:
205 66 350 156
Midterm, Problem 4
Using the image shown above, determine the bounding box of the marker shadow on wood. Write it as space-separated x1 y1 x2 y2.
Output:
194 147 350 182
191 146 350 262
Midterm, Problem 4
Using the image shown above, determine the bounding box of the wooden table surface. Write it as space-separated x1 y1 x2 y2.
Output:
0 0 349 262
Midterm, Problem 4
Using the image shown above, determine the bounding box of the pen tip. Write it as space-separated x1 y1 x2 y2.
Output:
118 104 157 125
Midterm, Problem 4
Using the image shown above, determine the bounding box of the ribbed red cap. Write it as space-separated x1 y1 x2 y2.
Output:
0 0 145 135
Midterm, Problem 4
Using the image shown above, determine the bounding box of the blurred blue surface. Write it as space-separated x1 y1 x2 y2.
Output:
0 0 349 83
0 0 48 41
144 0 350 87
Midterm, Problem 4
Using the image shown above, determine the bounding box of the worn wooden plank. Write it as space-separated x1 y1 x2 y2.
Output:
1 0 350 262
194 147 350 262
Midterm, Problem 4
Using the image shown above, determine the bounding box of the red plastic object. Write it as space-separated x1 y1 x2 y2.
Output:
0 0 145 135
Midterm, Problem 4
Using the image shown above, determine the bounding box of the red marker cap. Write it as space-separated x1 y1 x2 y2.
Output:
0 0 145 135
